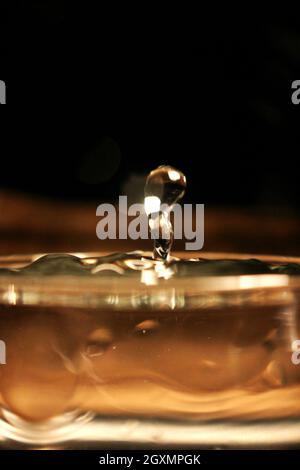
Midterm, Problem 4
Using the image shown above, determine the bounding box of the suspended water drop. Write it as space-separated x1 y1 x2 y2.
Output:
144 165 186 260
144 165 186 207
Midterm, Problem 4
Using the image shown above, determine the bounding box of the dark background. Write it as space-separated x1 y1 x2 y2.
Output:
0 4 299 209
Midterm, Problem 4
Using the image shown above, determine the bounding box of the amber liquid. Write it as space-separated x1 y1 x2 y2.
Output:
0 301 299 428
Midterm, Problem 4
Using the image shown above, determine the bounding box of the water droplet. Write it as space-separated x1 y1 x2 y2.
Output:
144 165 186 260
144 165 186 207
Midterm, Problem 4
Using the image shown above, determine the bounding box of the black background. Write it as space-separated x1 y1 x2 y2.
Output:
1 5 299 208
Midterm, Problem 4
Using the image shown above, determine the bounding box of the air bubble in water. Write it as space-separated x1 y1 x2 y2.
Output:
134 320 160 337
85 328 113 357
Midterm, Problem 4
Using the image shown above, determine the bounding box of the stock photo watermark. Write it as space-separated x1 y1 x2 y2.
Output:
291 340 300 365
0 340 6 364
291 80 300 105
0 80 6 104
96 196 204 250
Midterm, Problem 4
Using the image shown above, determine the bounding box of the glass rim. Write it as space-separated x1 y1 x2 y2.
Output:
0 252 300 309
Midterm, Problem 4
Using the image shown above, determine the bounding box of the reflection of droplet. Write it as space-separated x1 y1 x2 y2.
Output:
134 320 160 337
85 328 113 357
124 259 154 271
